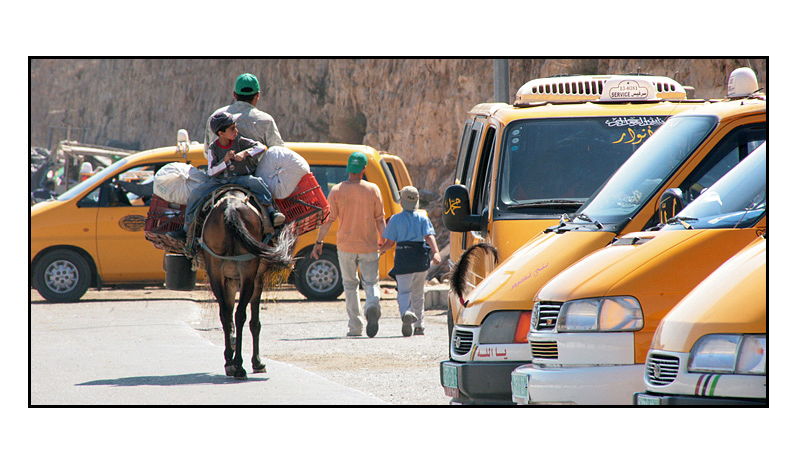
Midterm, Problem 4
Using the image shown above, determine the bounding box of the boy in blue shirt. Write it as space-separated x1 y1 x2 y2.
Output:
380 186 441 336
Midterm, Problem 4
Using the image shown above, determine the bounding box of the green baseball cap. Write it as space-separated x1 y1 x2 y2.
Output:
234 73 260 95
346 151 368 173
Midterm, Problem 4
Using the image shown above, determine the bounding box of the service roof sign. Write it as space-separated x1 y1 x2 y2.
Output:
599 76 686 102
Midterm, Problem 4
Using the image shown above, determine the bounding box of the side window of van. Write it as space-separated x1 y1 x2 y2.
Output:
454 121 474 184
98 163 161 208
679 124 766 203
462 121 485 191
472 126 497 215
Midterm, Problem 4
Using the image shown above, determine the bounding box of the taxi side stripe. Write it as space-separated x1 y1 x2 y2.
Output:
695 374 707 396
708 374 721 396
701 374 713 396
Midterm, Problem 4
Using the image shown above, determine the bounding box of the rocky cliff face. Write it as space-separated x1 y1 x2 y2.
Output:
30 58 767 248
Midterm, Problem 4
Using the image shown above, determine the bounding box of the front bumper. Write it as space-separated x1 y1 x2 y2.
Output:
634 392 766 406
511 363 644 405
440 360 523 404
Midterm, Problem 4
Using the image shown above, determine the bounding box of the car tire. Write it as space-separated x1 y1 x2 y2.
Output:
33 249 92 303
294 247 343 301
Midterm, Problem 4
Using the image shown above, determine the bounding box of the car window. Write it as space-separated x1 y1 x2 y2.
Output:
96 163 165 208
310 165 350 198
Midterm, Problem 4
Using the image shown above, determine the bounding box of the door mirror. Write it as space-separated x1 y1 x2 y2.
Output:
658 188 685 224
443 184 481 232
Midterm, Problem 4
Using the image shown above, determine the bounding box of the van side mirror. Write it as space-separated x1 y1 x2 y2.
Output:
658 188 685 224
443 184 481 232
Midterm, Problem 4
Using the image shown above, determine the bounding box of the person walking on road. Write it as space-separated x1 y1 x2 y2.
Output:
312 151 386 338
380 186 441 336
204 72 285 155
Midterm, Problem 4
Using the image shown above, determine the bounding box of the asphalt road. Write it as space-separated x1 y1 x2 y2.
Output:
30 282 452 406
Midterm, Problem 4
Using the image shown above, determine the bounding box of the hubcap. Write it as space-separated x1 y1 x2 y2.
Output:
44 259 79 293
305 259 339 293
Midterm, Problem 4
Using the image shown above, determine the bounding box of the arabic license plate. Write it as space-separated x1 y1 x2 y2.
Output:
442 363 460 398
511 372 528 403
635 393 661 405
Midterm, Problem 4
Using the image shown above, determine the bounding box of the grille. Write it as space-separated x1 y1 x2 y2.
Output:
530 340 558 359
646 353 680 386
533 302 562 331
452 329 474 356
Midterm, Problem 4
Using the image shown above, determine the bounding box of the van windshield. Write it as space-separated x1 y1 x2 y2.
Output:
497 116 668 213
663 142 766 230
579 115 718 225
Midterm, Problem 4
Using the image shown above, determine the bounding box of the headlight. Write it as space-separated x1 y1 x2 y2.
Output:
688 334 767 375
556 297 643 332
479 311 532 344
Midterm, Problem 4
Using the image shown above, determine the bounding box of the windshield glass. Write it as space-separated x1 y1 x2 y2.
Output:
579 115 718 224
664 142 766 230
56 158 129 201
497 116 669 212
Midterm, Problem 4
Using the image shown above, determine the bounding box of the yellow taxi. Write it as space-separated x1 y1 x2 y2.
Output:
634 235 766 406
442 73 706 336
441 68 766 404
30 134 410 302
511 142 766 404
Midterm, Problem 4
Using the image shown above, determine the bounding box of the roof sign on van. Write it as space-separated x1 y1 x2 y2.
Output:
598 76 687 102
514 75 687 106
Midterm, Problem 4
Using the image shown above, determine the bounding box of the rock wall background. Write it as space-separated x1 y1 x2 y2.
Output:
29 58 767 248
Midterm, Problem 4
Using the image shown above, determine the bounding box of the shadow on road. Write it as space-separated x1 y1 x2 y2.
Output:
77 372 269 387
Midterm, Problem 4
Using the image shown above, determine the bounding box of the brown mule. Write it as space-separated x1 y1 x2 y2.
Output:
200 188 295 379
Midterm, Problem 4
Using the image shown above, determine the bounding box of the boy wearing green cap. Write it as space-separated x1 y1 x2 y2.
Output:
204 73 284 156
312 151 387 337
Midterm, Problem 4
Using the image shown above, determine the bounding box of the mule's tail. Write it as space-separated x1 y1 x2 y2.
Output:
223 200 297 268
447 242 499 302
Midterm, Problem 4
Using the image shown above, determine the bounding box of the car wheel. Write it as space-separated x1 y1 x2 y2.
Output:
33 249 92 302
294 247 343 301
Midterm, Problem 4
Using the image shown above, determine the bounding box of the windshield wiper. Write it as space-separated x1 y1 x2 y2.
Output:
506 199 584 210
576 213 604 230
666 216 697 229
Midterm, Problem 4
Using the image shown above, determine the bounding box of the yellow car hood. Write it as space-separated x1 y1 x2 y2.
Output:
537 229 763 303
651 236 766 353
458 230 616 324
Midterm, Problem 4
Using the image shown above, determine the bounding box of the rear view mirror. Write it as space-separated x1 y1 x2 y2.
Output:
658 188 685 224
443 185 481 232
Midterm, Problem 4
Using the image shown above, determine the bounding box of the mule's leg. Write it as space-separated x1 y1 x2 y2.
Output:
250 272 266 373
207 263 237 376
232 266 259 380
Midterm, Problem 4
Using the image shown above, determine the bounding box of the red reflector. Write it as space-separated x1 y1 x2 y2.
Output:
514 311 532 343
443 387 460 398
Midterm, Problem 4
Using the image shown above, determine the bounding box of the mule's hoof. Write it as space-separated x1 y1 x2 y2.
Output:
234 369 247 380
253 365 267 373
225 364 237 377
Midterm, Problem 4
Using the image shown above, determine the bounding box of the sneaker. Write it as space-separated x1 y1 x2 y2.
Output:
346 330 362 337
271 211 286 227
413 327 425 336
401 312 418 337
167 229 187 241
365 303 380 338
